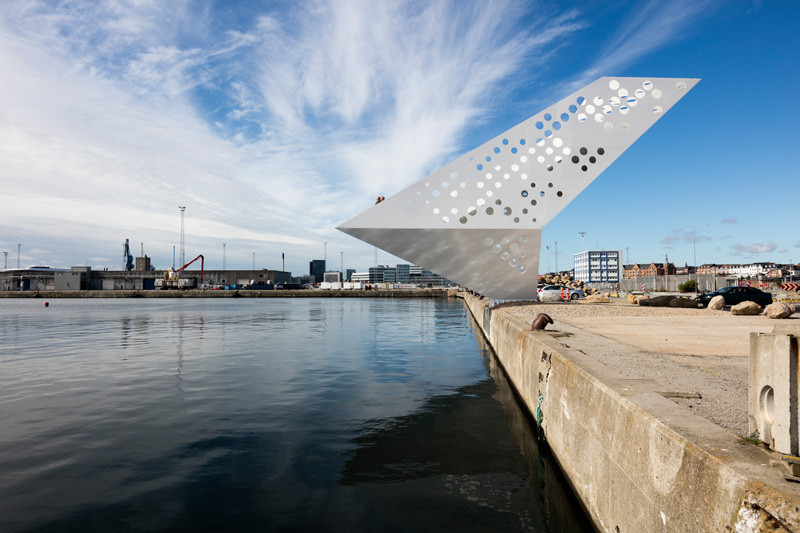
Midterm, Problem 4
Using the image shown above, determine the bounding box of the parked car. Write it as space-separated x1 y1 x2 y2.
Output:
696 286 773 307
538 284 585 300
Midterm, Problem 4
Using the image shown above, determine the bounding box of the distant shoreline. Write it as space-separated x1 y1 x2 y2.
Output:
0 289 452 299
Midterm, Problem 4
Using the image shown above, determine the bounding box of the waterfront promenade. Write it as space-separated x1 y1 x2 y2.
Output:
0 289 449 299
461 293 800 531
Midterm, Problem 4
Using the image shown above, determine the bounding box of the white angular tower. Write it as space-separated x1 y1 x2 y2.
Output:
338 77 699 299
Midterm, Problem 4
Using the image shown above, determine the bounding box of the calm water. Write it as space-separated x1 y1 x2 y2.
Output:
0 298 591 532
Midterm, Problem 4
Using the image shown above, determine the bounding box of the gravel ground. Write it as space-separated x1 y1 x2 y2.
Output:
501 301 752 436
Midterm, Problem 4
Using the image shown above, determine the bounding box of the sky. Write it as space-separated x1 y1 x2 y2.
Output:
1 0 798 274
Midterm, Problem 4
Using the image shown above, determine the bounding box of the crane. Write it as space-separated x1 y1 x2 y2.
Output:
123 239 134 271
161 254 204 289
176 254 204 282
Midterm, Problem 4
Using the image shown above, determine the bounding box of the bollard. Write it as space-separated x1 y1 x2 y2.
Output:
749 325 800 455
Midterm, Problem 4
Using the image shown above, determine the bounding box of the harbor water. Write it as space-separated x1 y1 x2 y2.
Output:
0 298 591 531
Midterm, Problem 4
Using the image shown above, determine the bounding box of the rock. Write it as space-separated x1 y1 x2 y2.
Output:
639 295 675 307
586 294 609 303
764 302 795 319
731 301 762 316
669 297 700 308
707 295 725 310
539 291 563 303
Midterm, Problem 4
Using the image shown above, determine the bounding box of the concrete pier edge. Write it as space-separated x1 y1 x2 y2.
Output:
460 292 800 532
0 289 448 299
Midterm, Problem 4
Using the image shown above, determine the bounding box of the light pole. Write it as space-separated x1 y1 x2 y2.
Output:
579 232 586 251
545 245 550 273
252 252 256 270
17 244 21 269
324 242 328 263
554 241 558 273
340 251 344 278
222 243 227 271
693 240 697 293
3 251 7 269
178 206 186 266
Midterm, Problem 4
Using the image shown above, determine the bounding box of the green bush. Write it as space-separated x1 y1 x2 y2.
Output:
678 279 697 292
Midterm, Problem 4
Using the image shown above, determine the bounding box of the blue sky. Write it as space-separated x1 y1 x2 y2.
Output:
0 0 797 274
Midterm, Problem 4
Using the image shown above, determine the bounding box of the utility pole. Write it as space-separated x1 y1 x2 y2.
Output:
554 241 558 273
3 251 7 269
222 243 227 271
324 242 328 263
693 240 697 293
545 245 550 273
252 252 256 270
282 253 285 272
17 243 21 269
178 206 186 266
340 251 344 277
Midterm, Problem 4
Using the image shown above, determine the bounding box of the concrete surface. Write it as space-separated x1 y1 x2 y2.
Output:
461 294 800 532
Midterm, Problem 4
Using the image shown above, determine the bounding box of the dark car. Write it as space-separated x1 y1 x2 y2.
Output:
696 286 773 307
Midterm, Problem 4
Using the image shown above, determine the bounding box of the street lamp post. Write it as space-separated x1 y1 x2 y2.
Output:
252 252 256 270
223 243 227 271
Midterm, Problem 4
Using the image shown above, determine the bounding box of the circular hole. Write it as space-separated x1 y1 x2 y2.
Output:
576 96 585 105
545 147 553 155
676 81 686 91
477 182 484 189
621 122 629 130
546 165 553 171
553 121 561 130
585 104 595 114
593 96 603 106
535 121 544 129
544 113 552 121
520 156 528 163
451 207 458 214
492 243 502 253
483 237 493 246
513 217 519 223
477 164 483 171
627 97 638 107
561 112 569 121
486 190 493 197
610 96 620 106
518 265 526 274
581 165 588 171
555 156 563 164
761 385 775 424
532 218 537 222
494 164 501 171
502 138 509 145
652 105 663 115
493 147 500 154
553 138 563 148
432 190 440 197
609 79 620 90
539 191 545 197
521 190 528 197
476 198 486 206
619 106 629 115
485 156 492 161
450 190 458 197
503 207 512 216
509 258 518 266
511 164 519 171
618 88 629 98
594 113 604 123
597 147 605 155
604 122 613 131
557 191 563 197
548 182 553 188
502 237 510 244
519 235 528 243
486 172 493 179
530 182 536 188
589 156 596 163
519 251 526 258
486 207 494 215
572 155 580 163
495 199 502 205
501 251 510 260
509 243 520 252
442 216 449 223
635 88 645 99
544 129 553 138
578 113 587 122
580 147 588 155
569 104 578 113
602 105 612 114
459 216 467 224
520 139 526 145
562 147 571 155
450 172 458 179
530 199 537 206
441 181 449 187
494 182 501 189
468 207 477 216
511 147 518 154
652 88 662 99
522 208 528 214
643 80 653 90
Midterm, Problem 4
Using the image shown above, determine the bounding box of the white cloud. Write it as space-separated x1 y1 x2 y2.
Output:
732 242 777 254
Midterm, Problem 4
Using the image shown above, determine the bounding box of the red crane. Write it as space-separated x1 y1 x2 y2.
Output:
176 254 204 283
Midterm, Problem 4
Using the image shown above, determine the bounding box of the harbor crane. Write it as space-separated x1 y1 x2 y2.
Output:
123 239 134 271
160 254 204 289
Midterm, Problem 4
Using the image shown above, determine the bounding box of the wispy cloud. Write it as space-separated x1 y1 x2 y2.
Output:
733 242 777 254
660 229 712 244
721 218 737 224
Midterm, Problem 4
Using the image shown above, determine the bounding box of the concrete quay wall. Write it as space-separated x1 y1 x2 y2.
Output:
461 293 800 532
0 289 449 299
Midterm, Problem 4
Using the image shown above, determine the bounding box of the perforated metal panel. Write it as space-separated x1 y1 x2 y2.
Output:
338 77 698 299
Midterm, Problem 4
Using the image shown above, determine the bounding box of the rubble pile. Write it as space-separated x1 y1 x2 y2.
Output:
537 274 597 295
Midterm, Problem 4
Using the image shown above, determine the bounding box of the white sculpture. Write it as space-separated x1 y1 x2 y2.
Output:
338 77 699 300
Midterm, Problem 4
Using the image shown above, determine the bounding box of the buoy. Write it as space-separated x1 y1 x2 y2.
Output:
44 302 49 307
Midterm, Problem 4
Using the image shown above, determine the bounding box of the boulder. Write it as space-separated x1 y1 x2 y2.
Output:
669 297 700 308
539 291 563 303
639 295 675 307
586 294 610 303
764 302 795 319
707 295 725 310
731 301 762 316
